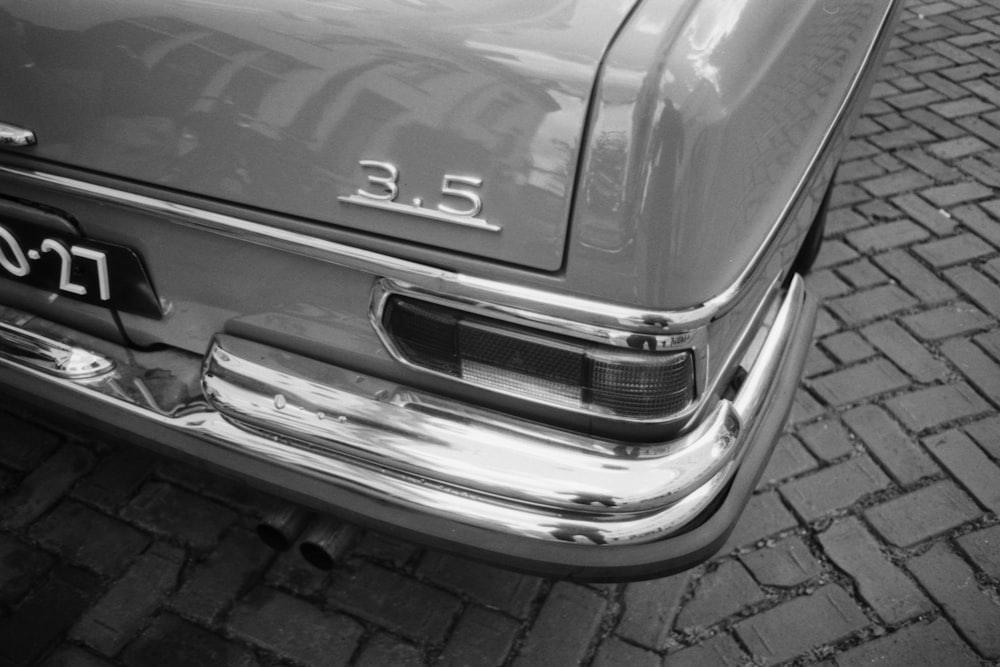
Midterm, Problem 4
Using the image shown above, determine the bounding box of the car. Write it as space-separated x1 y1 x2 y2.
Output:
0 0 901 581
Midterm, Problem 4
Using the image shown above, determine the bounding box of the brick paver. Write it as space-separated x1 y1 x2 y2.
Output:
675 561 764 630
909 543 1000 659
70 543 184 656
438 607 520 667
169 529 273 625
590 638 659 667
666 634 747 667
780 455 890 521
832 618 980 666
1 1 999 665
866 480 982 547
228 587 363 666
513 583 606 667
615 574 688 650
739 535 822 588
842 404 941 484
121 615 259 667
734 585 868 665
818 517 932 624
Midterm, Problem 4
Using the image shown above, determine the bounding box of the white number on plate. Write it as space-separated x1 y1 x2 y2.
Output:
0 226 30 277
40 239 111 301
0 225 111 301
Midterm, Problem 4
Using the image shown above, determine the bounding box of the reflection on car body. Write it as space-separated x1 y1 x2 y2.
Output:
0 0 901 580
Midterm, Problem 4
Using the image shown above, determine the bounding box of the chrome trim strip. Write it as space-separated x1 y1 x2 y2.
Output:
371 278 705 351
0 123 36 147
0 320 114 378
0 164 781 338
367 278 713 425
0 276 809 546
338 194 502 232
733 277 803 425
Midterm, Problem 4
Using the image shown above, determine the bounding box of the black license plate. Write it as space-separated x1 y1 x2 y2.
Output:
0 216 162 319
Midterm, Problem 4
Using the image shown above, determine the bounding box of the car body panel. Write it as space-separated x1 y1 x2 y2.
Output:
0 0 903 579
570 0 896 307
0 0 637 271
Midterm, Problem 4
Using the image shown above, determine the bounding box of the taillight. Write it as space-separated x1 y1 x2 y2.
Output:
383 296 695 421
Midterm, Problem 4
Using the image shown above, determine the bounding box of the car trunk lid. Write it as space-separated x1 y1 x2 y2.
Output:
1 0 639 271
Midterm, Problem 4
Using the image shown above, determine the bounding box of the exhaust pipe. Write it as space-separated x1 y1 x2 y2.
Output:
256 505 310 551
299 517 360 570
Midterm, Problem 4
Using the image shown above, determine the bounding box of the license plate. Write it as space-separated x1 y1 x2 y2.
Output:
0 217 162 319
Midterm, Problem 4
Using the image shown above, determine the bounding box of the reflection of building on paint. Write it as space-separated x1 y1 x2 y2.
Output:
0 2 612 269
573 0 877 300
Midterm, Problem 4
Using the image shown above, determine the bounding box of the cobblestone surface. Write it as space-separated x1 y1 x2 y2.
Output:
2 0 1000 664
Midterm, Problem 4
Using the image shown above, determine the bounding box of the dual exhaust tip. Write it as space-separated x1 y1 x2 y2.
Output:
257 505 358 570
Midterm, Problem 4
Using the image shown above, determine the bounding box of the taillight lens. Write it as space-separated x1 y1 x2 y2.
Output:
383 297 694 421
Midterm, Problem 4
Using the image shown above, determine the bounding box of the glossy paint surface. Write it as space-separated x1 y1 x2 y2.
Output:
0 274 809 549
0 0 898 576
0 0 636 270
0 0 898 436
570 0 897 307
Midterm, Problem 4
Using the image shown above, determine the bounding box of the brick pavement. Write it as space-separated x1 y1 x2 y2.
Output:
2 0 1000 664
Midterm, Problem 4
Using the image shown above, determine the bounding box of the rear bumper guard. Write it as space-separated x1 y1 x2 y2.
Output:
0 275 816 579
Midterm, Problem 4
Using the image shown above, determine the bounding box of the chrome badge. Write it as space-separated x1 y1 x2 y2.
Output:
0 122 37 147
338 160 500 232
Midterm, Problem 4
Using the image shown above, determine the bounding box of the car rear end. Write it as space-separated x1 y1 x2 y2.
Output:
0 0 901 579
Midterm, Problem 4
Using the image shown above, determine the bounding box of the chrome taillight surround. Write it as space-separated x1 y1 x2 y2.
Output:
370 279 710 425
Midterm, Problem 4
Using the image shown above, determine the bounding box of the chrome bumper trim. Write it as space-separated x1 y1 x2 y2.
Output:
0 276 809 547
203 337 739 520
0 122 36 147
0 319 114 378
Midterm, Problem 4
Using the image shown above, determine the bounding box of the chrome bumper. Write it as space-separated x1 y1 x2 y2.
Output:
0 275 815 579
